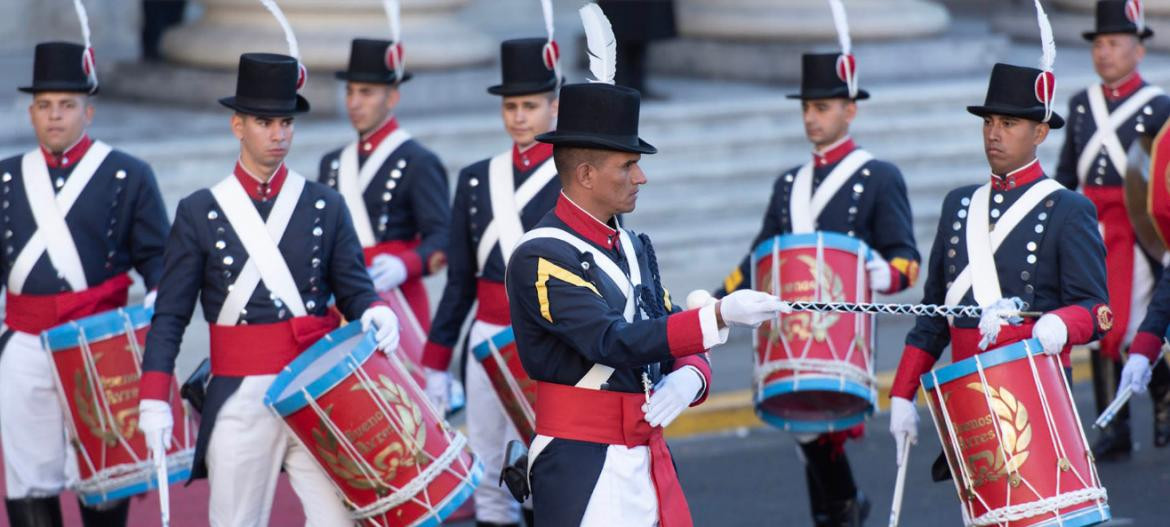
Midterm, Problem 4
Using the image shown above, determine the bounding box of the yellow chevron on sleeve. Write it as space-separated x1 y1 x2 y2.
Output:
663 288 674 311
890 257 920 287
535 257 601 323
723 267 744 293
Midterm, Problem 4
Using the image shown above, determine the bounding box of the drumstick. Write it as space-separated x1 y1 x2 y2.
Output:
782 300 1041 320
888 435 911 527
1094 346 1167 429
154 444 170 527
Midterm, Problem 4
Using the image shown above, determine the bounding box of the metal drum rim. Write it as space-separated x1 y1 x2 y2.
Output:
264 322 377 416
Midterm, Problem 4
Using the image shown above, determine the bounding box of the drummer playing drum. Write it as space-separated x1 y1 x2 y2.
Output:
135 51 401 525
714 38 920 527
889 59 1111 489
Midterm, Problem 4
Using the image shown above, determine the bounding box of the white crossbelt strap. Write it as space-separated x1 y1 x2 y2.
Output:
9 141 112 293
517 224 643 389
476 152 559 271
789 149 874 233
1077 84 1163 185
212 172 308 325
945 178 1063 308
337 129 413 247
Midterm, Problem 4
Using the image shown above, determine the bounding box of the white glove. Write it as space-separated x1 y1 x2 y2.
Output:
1032 314 1068 356
1119 354 1153 395
143 290 158 309
978 298 1024 350
361 305 400 353
423 367 451 412
866 254 892 293
719 290 791 328
138 399 173 463
645 367 705 428
889 396 919 466
685 289 717 310
369 254 408 292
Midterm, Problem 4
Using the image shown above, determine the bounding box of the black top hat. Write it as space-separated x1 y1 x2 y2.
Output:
536 83 656 154
1083 0 1154 40
218 53 310 117
335 38 412 85
967 63 1064 129
19 42 96 94
787 53 869 101
487 38 559 96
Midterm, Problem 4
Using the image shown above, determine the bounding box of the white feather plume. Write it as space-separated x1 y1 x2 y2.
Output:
72 0 97 92
72 0 93 50
579 3 616 85
1034 0 1055 72
383 0 402 44
827 0 851 56
259 0 300 59
541 0 555 43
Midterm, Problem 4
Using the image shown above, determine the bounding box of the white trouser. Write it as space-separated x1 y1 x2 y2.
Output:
578 444 658 527
466 320 524 523
1127 243 1156 345
0 330 73 498
206 375 351 527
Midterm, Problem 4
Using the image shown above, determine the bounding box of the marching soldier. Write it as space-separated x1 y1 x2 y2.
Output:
136 52 401 525
319 36 450 333
0 40 170 527
889 61 1110 481
1055 0 1170 457
713 6 920 523
420 38 561 527
504 5 787 525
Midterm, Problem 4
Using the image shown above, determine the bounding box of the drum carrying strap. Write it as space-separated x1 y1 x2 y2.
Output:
211 172 308 325
789 149 874 234
476 151 558 271
9 141 112 294
945 178 1063 309
337 128 413 247
1077 84 1163 186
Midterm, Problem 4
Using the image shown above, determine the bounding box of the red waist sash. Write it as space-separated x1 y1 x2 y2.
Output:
5 273 132 334
209 310 341 376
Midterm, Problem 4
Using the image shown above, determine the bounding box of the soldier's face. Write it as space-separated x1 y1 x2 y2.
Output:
232 113 295 172
1092 34 1144 84
501 93 558 148
801 98 855 148
29 92 92 153
346 82 399 135
982 114 1048 175
584 151 646 215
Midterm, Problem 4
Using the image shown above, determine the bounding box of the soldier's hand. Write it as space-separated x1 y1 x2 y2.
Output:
865 254 891 292
361 305 400 353
718 290 790 328
369 254 408 292
1119 354 1153 396
1031 313 1067 355
138 399 173 463
645 367 704 428
888 396 918 466
423 367 451 413
977 297 1024 350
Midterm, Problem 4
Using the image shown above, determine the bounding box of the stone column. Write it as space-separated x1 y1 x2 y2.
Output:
676 0 950 42
160 0 493 70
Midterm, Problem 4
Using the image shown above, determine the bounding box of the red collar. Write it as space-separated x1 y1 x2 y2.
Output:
554 193 619 250
990 158 1044 191
813 137 856 168
41 134 93 169
514 142 553 171
1103 71 1144 101
234 161 289 201
360 116 399 155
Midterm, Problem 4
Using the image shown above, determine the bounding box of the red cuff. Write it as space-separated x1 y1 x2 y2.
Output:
421 340 454 371
666 309 705 358
1050 305 1095 344
400 250 424 279
890 345 936 400
1131 331 1164 362
139 371 173 402
674 354 712 406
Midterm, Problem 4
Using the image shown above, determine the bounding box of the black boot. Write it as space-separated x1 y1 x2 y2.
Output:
5 497 64 527
522 507 535 527
1149 358 1170 448
827 490 870 527
1091 350 1133 461
79 498 129 527
805 463 832 526
800 441 859 527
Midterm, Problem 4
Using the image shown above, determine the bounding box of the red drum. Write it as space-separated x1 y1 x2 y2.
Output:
380 288 427 386
751 232 876 433
266 322 482 526
470 326 536 443
41 305 194 506
921 339 1110 527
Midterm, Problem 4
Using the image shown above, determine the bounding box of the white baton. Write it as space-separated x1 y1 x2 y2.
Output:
154 447 170 527
888 435 911 527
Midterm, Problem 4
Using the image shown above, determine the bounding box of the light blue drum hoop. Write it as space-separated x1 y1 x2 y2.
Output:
264 322 377 416
43 305 153 352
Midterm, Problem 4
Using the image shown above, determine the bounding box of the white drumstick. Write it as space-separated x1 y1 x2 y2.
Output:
154 446 170 527
889 435 911 527
1095 345 1167 429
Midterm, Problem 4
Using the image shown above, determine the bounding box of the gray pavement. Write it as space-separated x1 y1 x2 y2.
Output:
453 381 1170 526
